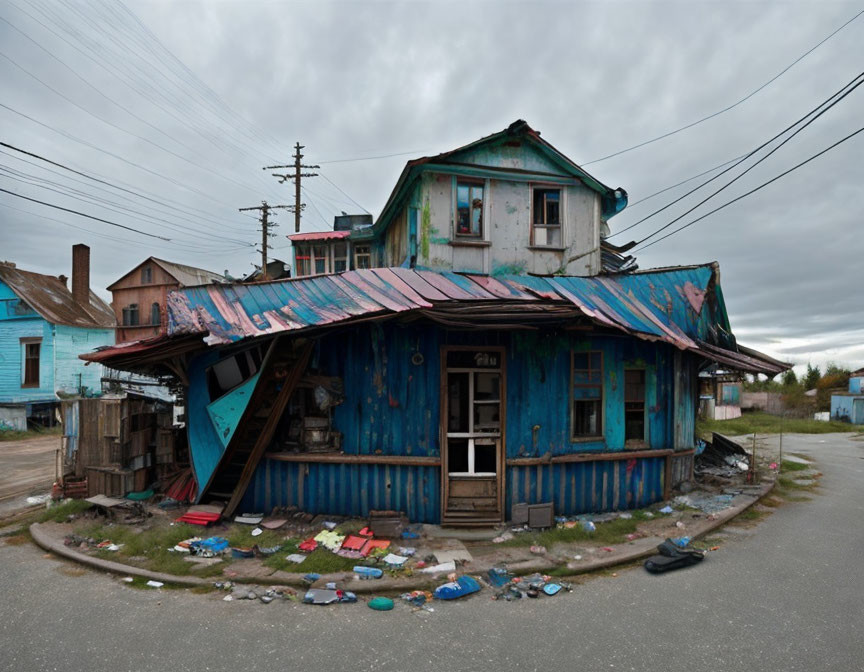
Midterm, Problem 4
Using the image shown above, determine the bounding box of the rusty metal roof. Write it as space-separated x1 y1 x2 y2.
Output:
107 257 224 291
0 263 115 329
287 231 351 242
84 265 788 375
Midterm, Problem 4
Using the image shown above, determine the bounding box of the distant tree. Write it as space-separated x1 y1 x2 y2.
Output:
803 364 821 390
781 369 798 388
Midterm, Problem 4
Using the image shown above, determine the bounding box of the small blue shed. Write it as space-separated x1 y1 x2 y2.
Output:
0 246 115 429
830 368 864 425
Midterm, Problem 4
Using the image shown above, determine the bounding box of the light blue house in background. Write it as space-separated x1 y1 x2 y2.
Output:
0 245 115 430
831 368 864 425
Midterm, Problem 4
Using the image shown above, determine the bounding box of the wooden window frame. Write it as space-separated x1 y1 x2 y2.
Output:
141 266 153 284
295 245 312 277
333 242 349 273
530 185 563 248
122 304 139 327
150 302 161 328
454 179 485 239
570 350 604 441
21 337 41 389
354 244 372 270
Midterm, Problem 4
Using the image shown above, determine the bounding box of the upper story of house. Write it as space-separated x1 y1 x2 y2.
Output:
0 245 115 402
108 257 223 343
288 121 628 278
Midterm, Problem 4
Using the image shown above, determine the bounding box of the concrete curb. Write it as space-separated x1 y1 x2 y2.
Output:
29 523 208 587
28 479 775 591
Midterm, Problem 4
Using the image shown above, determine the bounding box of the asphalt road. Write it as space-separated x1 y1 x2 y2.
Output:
1 433 863 672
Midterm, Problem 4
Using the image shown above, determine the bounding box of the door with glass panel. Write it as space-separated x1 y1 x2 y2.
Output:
442 348 505 523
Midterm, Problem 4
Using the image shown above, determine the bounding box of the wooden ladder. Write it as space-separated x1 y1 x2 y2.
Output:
200 336 313 516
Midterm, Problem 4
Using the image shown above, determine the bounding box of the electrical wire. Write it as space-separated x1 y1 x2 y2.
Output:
318 171 370 214
626 154 747 208
582 9 864 166
0 187 171 240
610 71 864 239
634 125 864 252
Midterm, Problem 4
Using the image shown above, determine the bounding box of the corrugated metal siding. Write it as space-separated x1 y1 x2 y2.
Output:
240 459 441 523
186 350 226 496
506 456 666 516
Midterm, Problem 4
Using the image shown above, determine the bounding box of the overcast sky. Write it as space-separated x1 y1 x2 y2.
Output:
1 0 862 374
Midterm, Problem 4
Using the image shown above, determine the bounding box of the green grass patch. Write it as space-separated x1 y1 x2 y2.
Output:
500 517 640 548
2 528 31 545
263 546 358 574
226 526 284 550
0 425 62 442
778 476 818 491
696 412 861 438
734 507 768 522
780 460 809 472
38 499 93 523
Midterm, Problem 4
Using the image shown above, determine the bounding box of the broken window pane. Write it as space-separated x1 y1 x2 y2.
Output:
473 372 499 401
448 438 469 473
448 372 469 433
625 369 646 441
474 443 497 473
573 399 602 437
473 403 500 433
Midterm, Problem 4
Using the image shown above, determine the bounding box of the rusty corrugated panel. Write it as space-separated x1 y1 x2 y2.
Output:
0 264 115 329
286 230 351 242
96 265 778 375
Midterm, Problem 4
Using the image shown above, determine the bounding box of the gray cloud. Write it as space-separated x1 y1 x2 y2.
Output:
1 0 862 374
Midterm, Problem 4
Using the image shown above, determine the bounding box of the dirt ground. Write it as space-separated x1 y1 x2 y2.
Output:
0 435 59 502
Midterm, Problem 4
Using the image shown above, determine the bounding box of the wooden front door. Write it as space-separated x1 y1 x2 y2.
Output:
441 347 505 525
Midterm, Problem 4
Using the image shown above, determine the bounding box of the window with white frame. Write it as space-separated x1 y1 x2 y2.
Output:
354 245 371 269
532 187 562 247
446 350 501 476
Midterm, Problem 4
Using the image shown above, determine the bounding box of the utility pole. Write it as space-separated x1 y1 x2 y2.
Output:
238 201 291 280
263 142 319 232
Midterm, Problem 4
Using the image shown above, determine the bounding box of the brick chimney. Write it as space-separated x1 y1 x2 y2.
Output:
71 244 90 306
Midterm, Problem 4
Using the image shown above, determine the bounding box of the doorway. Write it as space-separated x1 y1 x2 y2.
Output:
441 347 505 524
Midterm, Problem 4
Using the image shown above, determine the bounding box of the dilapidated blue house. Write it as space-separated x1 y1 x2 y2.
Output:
1 245 115 430
86 265 784 524
84 123 786 524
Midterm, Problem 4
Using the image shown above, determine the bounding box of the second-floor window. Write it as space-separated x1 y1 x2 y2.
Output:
455 180 484 238
354 245 371 269
141 266 153 284
150 302 161 327
532 187 561 247
334 243 348 272
122 304 139 326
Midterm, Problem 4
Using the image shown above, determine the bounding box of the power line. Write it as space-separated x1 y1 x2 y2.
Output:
634 125 864 252
0 141 254 231
318 171 370 214
0 164 253 247
0 50 278 199
0 102 250 211
610 71 864 239
317 148 431 164
626 154 747 208
0 187 171 240
582 8 864 166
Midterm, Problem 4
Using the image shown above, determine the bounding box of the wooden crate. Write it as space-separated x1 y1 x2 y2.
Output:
86 467 134 497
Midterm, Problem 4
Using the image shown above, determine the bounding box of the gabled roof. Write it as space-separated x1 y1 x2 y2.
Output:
368 120 628 240
0 263 115 329
107 257 223 290
84 264 789 376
